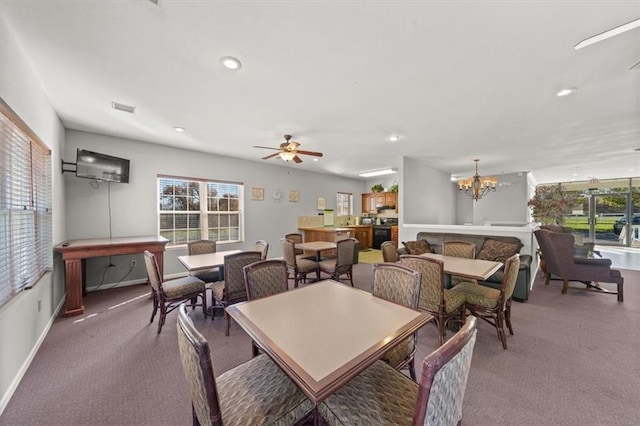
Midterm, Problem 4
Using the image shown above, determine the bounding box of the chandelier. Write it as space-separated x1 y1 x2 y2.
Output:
457 159 498 201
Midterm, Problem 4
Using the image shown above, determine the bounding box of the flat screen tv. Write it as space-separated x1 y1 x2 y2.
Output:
75 149 130 183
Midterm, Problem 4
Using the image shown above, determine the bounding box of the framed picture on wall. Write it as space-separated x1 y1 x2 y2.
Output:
252 187 264 201
289 190 299 202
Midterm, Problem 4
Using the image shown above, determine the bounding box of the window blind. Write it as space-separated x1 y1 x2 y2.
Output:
0 100 52 307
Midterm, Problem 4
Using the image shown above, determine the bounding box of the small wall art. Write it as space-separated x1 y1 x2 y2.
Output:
251 187 264 201
289 190 299 202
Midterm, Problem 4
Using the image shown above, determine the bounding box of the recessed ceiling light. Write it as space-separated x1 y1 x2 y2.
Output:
574 18 640 50
572 173 578 177
557 88 577 97
220 56 242 70
313 158 319 162
358 168 397 178
389 135 400 142
173 126 185 132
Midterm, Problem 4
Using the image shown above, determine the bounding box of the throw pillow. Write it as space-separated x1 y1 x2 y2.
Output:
477 238 523 263
402 240 432 255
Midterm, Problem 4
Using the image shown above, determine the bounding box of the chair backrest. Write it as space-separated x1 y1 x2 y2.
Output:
413 316 477 425
143 250 162 294
335 238 357 271
176 304 222 426
398 255 444 313
501 254 521 302
372 263 421 309
243 259 289 300
223 251 263 303
442 241 476 259
285 233 304 255
254 240 269 260
534 229 574 276
281 238 297 268
188 240 217 255
380 241 398 263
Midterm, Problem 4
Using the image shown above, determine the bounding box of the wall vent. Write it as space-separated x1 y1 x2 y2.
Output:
111 102 136 114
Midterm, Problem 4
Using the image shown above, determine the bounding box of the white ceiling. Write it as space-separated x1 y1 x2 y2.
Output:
2 0 639 183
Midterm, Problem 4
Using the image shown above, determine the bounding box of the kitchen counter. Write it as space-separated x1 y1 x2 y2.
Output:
298 226 373 249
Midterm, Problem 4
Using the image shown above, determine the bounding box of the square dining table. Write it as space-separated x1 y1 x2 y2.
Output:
226 280 433 403
419 252 503 281
177 249 243 277
295 241 337 262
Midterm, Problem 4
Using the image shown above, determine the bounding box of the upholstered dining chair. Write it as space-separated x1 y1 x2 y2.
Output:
317 316 477 426
209 251 262 335
398 255 466 347
454 254 520 349
284 232 306 257
372 263 422 380
281 238 319 288
534 229 623 301
243 259 290 356
176 304 314 426
143 250 207 334
380 240 399 263
253 240 269 260
442 241 478 286
187 239 220 283
318 238 357 286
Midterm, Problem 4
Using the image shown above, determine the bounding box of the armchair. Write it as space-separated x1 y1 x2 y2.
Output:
534 229 623 302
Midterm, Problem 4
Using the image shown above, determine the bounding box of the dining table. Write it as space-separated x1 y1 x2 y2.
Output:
419 252 503 284
177 249 243 280
295 241 337 262
226 280 433 404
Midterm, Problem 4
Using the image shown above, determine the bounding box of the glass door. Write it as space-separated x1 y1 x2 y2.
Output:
592 194 629 245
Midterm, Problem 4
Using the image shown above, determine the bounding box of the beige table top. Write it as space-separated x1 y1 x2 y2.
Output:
227 280 432 403
177 249 243 272
419 252 503 280
295 241 337 252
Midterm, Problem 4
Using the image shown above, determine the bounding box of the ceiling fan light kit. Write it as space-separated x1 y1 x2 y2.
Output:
253 134 323 164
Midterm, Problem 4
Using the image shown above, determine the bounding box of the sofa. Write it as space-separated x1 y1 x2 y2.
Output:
397 232 533 302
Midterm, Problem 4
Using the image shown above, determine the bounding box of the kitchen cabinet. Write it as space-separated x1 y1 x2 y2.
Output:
299 226 372 250
351 226 372 249
361 192 398 214
391 226 399 247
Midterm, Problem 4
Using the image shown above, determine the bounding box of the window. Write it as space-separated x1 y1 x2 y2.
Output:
0 100 53 308
158 176 243 246
336 192 353 216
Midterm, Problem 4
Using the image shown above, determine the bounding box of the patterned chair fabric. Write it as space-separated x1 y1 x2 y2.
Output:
442 241 478 286
318 316 478 426
176 305 313 426
143 250 206 334
285 233 305 256
188 240 220 283
380 240 399 263
319 238 357 286
281 238 319 288
455 254 521 349
399 255 466 347
254 240 269 260
243 259 289 300
372 263 421 380
213 251 262 335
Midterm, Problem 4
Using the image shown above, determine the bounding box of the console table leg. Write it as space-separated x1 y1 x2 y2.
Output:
64 259 85 316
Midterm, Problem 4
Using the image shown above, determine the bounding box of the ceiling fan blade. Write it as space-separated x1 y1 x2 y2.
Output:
262 152 280 160
295 150 323 157
254 145 280 151
292 155 303 163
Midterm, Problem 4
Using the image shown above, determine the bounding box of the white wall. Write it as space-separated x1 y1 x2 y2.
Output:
64 131 367 284
0 16 66 413
402 157 456 225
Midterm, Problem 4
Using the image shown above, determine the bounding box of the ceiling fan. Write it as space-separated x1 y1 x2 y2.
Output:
254 134 323 163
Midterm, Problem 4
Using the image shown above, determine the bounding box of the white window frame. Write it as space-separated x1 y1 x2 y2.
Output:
336 192 353 217
0 99 53 308
157 175 244 246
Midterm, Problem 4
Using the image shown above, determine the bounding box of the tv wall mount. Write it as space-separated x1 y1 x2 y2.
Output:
61 159 77 174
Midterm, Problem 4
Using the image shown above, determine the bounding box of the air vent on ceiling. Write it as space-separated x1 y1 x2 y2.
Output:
111 102 136 114
146 0 160 5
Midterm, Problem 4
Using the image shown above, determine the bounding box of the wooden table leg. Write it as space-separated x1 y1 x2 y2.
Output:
63 259 85 316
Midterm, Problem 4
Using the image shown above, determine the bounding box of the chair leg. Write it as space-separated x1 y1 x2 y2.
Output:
505 302 514 335
618 283 624 302
202 292 208 318
157 303 166 334
544 273 551 286
562 279 569 294
496 313 508 349
437 316 446 346
408 358 416 381
150 291 159 323
225 309 230 336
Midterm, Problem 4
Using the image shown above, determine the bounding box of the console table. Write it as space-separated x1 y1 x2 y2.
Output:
54 236 169 316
